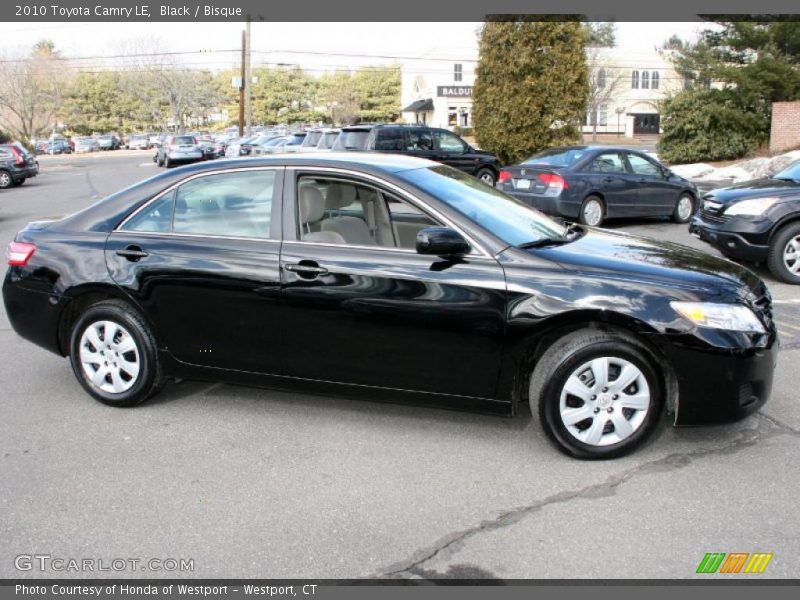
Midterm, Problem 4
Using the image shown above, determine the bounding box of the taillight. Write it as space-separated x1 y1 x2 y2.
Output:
538 172 569 190
7 242 36 266
10 146 24 166
498 170 512 184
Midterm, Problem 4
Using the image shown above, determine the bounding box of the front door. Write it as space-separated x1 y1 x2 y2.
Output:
624 152 676 216
279 169 508 399
632 114 660 134
432 128 473 173
106 167 285 374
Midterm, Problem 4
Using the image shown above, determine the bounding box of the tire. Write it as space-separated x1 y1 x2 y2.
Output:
529 329 663 459
476 167 496 187
767 222 800 284
157 155 164 167
164 157 171 168
0 170 12 189
579 195 605 227
69 300 163 407
14 178 25 186
673 192 695 223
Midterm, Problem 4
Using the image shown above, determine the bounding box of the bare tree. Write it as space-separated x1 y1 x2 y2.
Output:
0 42 68 143
584 47 625 141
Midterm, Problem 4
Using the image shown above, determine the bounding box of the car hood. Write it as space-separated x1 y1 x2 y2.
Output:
531 227 762 298
704 177 800 204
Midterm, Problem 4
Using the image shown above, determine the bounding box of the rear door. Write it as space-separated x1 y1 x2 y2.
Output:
580 151 638 218
624 152 676 216
105 167 285 374
405 127 438 162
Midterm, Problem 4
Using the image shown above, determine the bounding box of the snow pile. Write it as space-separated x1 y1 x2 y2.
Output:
671 150 800 183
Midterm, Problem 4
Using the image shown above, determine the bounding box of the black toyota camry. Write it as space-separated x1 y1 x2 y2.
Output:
690 160 800 284
2 154 778 459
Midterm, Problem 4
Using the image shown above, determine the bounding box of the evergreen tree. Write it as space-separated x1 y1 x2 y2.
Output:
473 19 589 164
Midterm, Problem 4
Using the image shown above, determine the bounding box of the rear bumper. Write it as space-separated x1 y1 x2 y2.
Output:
689 215 770 262
503 190 579 219
166 151 203 161
2 274 67 356
12 165 38 180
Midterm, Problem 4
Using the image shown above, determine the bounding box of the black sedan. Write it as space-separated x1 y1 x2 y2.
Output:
498 146 698 227
690 160 800 284
3 154 777 459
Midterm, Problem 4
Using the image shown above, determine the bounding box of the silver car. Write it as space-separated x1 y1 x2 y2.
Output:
156 135 203 168
74 137 99 153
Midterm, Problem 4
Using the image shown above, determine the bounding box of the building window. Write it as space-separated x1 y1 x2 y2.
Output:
597 68 606 89
598 105 608 126
641 71 650 89
651 71 659 89
454 64 463 82
631 70 640 89
448 106 457 126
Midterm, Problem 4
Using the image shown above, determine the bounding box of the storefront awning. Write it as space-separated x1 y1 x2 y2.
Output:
402 98 434 112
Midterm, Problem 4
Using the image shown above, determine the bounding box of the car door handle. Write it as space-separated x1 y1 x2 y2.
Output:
284 263 329 277
603 177 615 182
638 178 649 183
115 246 149 261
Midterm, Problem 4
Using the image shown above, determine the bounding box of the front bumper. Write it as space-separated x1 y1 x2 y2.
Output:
689 215 770 262
650 331 778 426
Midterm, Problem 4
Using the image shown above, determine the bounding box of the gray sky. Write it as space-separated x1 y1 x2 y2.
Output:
0 21 706 71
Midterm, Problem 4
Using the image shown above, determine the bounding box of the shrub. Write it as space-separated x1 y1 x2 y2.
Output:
658 89 768 163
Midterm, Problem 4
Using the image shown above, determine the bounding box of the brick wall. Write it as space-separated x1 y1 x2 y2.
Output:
770 101 800 154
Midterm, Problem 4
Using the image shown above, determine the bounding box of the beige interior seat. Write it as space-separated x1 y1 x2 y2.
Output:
298 186 345 244
321 183 375 245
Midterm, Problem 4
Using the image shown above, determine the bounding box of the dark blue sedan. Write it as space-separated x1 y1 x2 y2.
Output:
497 146 698 227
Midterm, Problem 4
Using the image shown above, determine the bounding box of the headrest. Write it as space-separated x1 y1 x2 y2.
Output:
299 186 325 225
325 183 358 209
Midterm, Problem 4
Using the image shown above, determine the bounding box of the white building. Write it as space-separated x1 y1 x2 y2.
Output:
400 47 477 129
399 45 684 137
583 47 684 138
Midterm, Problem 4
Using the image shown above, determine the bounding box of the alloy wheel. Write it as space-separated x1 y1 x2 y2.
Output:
480 172 495 185
79 320 141 394
677 195 693 221
783 235 800 276
559 356 650 447
583 200 603 227
0 172 11 188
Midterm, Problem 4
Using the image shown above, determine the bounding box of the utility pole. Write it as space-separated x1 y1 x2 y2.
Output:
245 16 252 136
238 29 245 137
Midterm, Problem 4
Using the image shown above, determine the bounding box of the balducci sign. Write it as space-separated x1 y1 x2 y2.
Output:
437 86 473 97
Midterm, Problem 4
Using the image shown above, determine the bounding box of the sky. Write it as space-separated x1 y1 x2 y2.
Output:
0 21 707 72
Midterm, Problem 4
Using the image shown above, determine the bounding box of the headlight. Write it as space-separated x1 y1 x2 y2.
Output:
724 197 779 216
670 302 765 333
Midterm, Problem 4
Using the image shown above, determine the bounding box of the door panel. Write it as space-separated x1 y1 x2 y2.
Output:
625 153 676 216
279 242 507 398
581 152 636 217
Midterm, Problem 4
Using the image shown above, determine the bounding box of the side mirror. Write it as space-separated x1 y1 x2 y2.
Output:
416 227 470 257
663 167 673 179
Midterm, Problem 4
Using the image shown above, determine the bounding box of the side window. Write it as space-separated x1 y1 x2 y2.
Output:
173 170 277 238
124 192 175 233
296 175 440 249
407 129 434 151
587 153 626 174
434 130 467 153
373 128 405 151
627 154 662 177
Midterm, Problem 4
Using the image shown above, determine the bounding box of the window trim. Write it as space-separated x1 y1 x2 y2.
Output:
285 166 490 258
114 166 284 240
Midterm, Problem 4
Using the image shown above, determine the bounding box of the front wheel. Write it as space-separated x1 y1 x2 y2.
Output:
529 329 663 459
579 195 605 227
69 300 163 407
767 222 800 284
673 193 695 223
476 168 496 187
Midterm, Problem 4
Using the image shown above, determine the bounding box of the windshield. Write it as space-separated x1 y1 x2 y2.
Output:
522 147 586 168
397 165 567 247
773 161 800 181
333 130 369 150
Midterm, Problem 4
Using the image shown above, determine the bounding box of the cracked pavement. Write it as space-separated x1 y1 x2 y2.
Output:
1 154 799 580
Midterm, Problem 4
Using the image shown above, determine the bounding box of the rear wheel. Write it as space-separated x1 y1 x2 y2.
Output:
0 170 12 189
69 300 163 407
476 168 497 187
767 222 800 284
529 329 663 459
14 178 25 186
164 156 171 168
579 195 605 227
673 193 695 223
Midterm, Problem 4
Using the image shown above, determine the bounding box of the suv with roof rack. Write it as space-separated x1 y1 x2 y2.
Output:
363 124 501 186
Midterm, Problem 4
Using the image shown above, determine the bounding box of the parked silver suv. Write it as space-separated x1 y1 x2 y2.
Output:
155 135 203 168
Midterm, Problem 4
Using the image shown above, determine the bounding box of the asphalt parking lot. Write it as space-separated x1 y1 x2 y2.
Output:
1 152 798 580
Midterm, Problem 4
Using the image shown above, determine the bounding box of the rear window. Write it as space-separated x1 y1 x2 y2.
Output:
522 148 585 168
286 135 305 146
173 136 195 145
333 130 369 151
318 132 339 149
304 131 323 146
374 128 405 151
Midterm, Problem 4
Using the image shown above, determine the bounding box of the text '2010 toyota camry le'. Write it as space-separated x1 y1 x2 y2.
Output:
3 154 778 459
